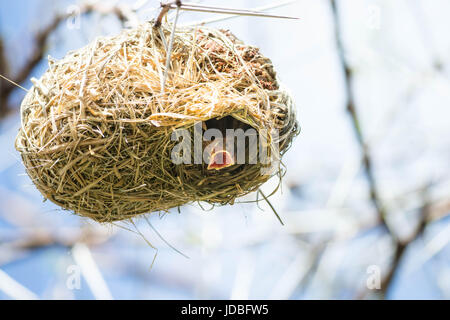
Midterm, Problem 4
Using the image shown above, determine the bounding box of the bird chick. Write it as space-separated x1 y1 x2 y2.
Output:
204 116 246 171
206 138 235 170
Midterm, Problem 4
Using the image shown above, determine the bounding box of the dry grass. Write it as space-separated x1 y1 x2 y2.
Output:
15 22 299 222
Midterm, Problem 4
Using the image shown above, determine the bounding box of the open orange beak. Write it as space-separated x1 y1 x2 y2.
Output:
207 149 235 170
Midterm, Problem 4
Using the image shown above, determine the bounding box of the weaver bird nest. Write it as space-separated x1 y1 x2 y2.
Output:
15 23 299 222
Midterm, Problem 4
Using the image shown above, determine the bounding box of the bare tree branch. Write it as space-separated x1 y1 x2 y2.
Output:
379 189 430 296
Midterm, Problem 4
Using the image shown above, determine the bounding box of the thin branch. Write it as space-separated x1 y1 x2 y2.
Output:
183 0 299 27
258 188 284 226
379 190 430 297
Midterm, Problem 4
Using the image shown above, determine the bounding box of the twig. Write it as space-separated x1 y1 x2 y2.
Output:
167 2 299 20
258 188 284 226
144 215 190 259
153 1 176 28
379 190 430 297
161 3 181 92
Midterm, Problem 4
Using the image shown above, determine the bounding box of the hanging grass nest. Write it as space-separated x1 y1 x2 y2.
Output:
15 22 299 222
